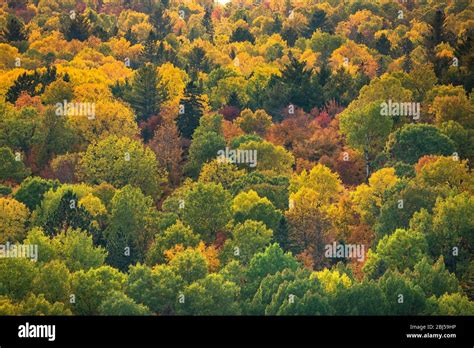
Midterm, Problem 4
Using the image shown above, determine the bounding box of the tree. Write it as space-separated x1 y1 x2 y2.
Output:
176 274 240 315
53 228 107 271
375 33 391 55
126 263 183 315
79 136 167 199
168 247 208 284
127 63 164 123
230 27 255 44
243 244 299 299
374 181 440 238
339 101 393 180
61 13 90 42
1 15 28 42
6 67 58 104
149 5 172 40
431 293 474 315
105 185 155 271
0 258 37 300
330 280 388 315
363 228 429 279
289 164 343 204
234 109 272 136
378 270 427 315
0 147 29 183
176 80 205 139
237 140 294 174
386 124 456 164
146 221 200 265
221 220 273 265
70 265 125 315
33 260 71 304
231 190 282 232
184 116 226 178
99 291 151 315
34 189 96 237
202 6 214 42
198 159 245 191
0 197 29 243
410 193 474 276
181 182 232 242
407 257 460 298
149 121 183 186
19 293 71 315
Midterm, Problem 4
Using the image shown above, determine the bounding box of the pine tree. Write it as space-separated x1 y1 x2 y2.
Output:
142 30 159 64
61 13 90 42
127 64 163 122
280 53 315 111
149 5 172 40
375 33 391 55
202 6 214 43
1 15 28 42
6 66 57 103
177 78 205 139
227 91 242 109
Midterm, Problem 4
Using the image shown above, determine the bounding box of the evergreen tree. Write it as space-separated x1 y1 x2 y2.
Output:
149 5 172 40
279 53 316 111
6 67 57 103
177 78 205 139
187 46 211 73
202 6 214 43
127 63 163 122
61 13 90 42
227 91 242 109
230 27 255 44
1 15 28 42
375 33 391 55
281 26 298 47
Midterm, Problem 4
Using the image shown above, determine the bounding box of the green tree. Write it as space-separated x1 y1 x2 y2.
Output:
70 265 125 315
60 13 90 41
243 243 299 299
330 280 388 315
177 80 205 139
363 228 429 279
13 177 59 211
231 190 283 232
407 257 460 297
127 63 164 122
176 273 240 315
339 101 393 180
0 258 37 300
1 15 28 42
99 291 151 315
19 293 71 315
79 136 167 199
33 260 71 303
105 185 155 271
168 247 208 284
0 147 29 183
385 124 456 164
126 263 183 315
181 182 232 242
145 221 200 265
378 270 427 315
221 220 273 265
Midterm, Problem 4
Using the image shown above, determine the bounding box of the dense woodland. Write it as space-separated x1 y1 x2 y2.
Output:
0 0 473 315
